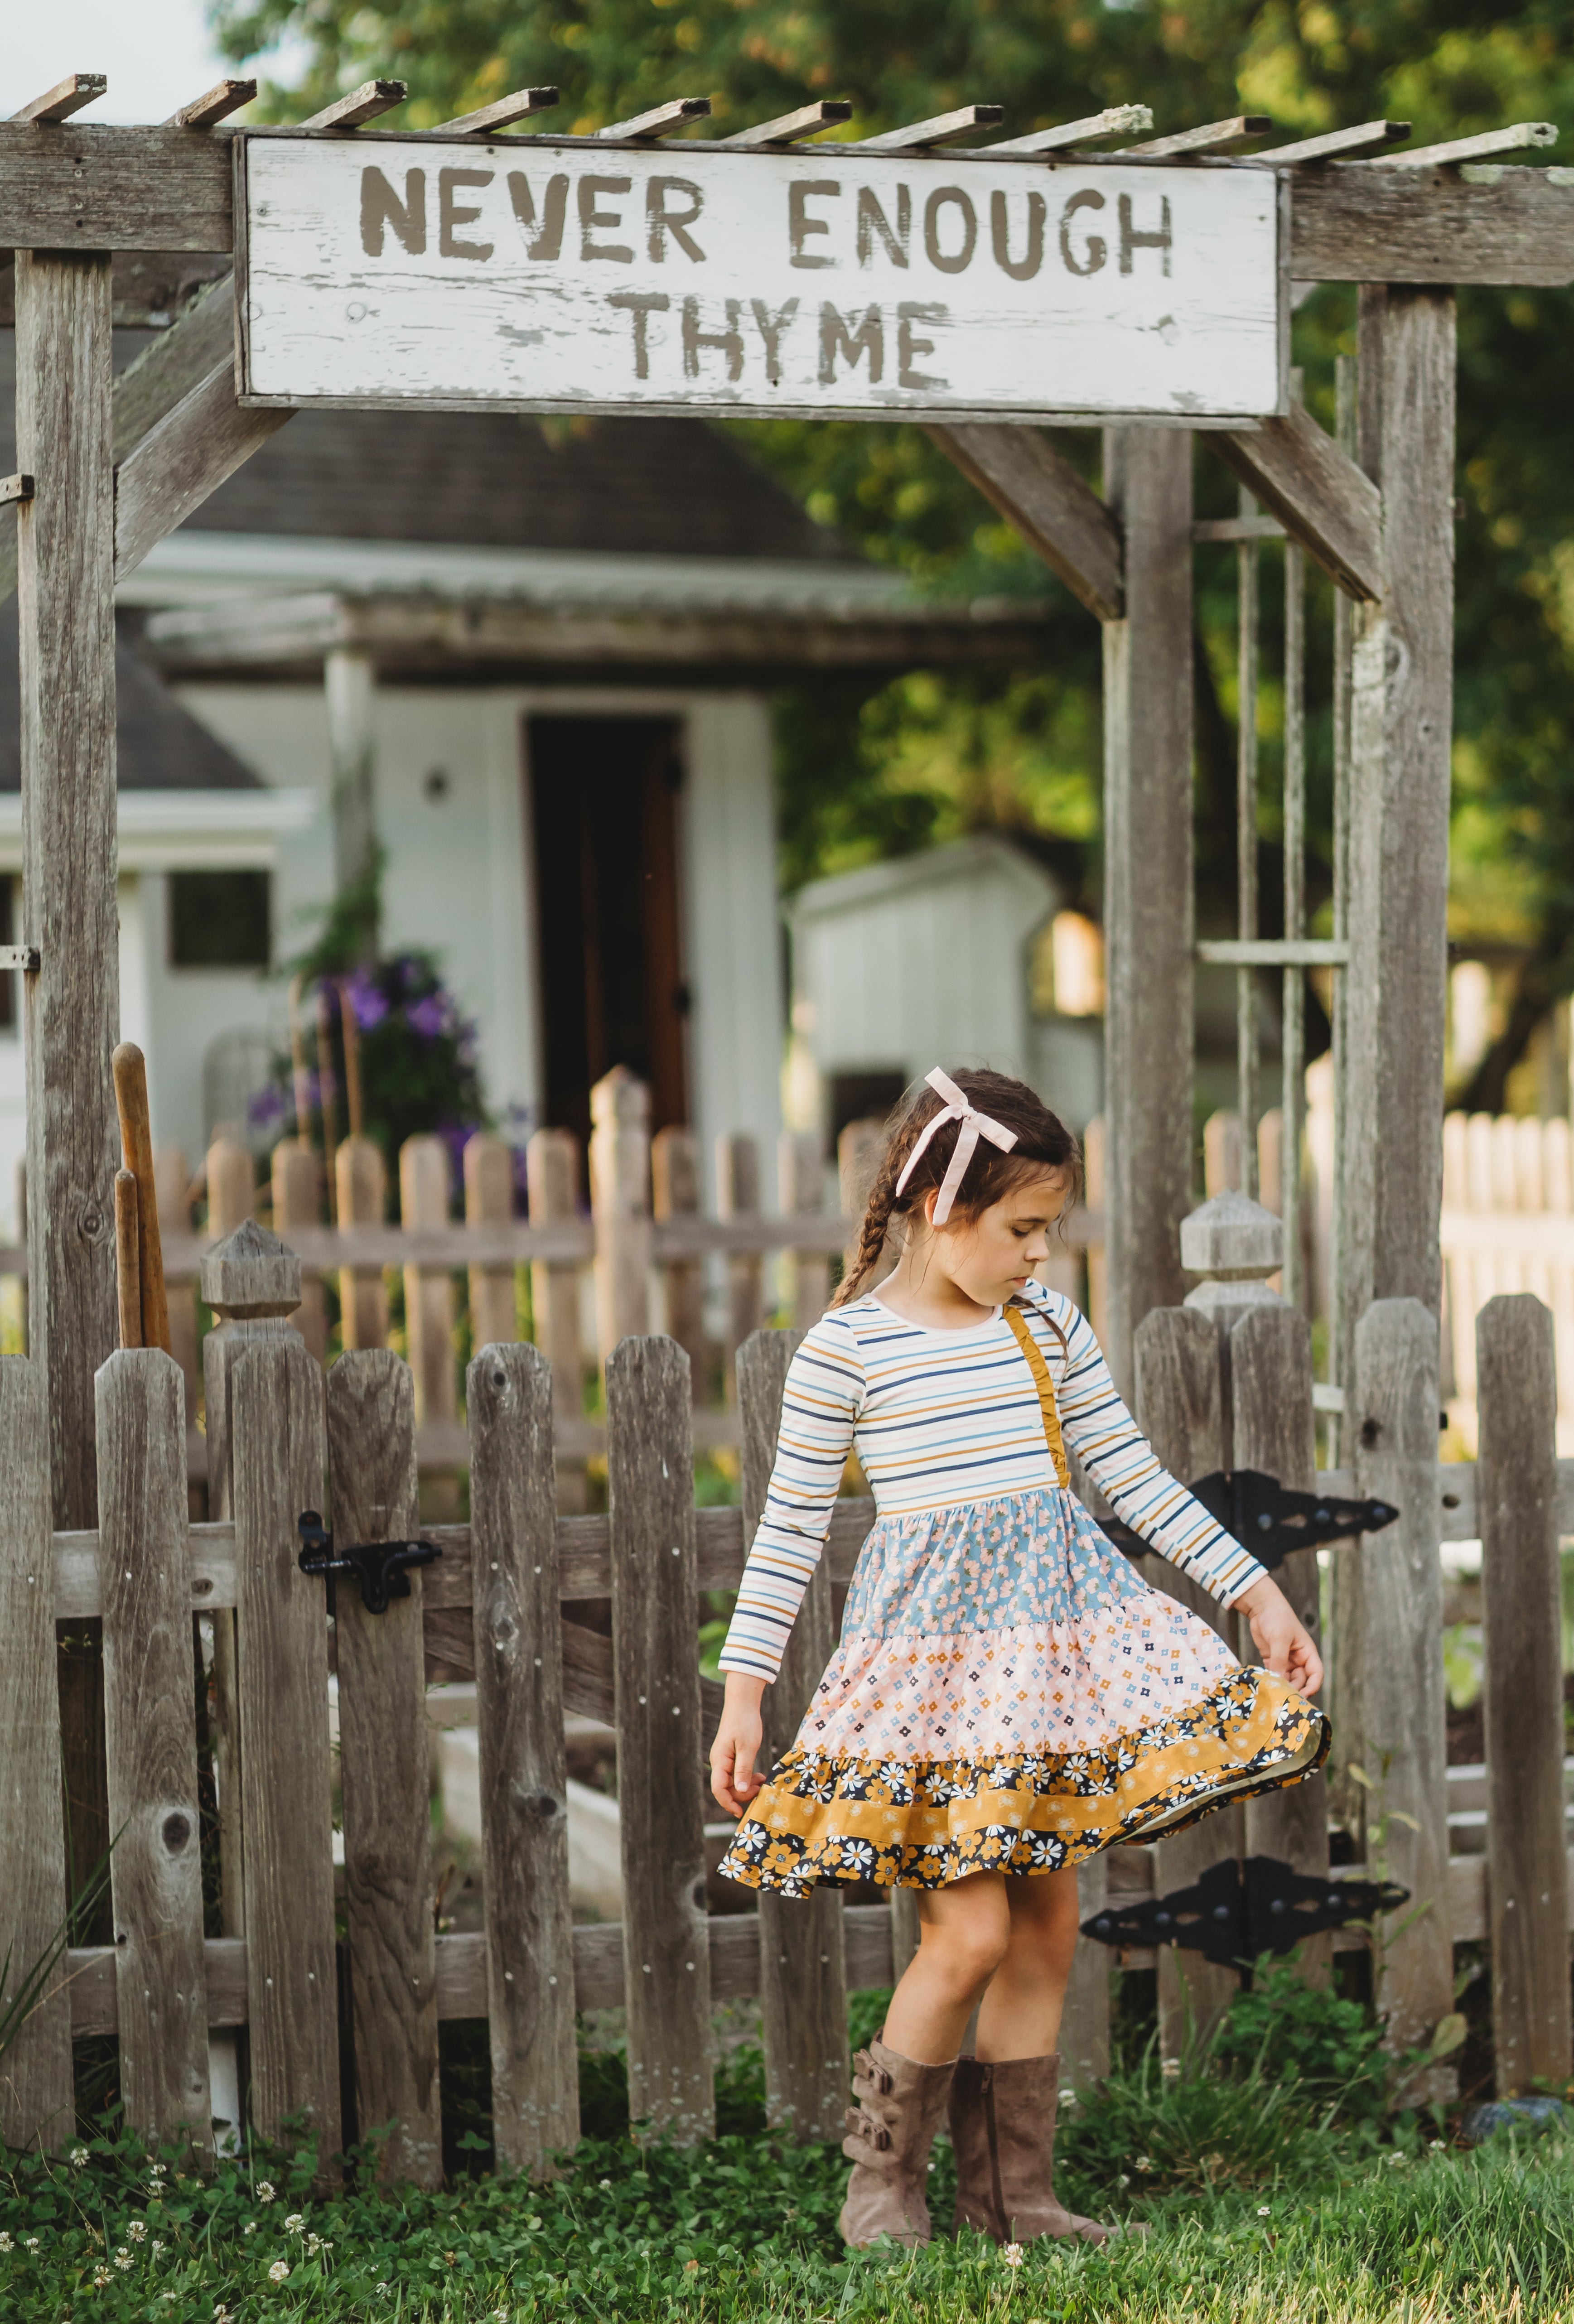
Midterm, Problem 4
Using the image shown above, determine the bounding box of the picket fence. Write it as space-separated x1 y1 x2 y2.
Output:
1440 1109 1574 1454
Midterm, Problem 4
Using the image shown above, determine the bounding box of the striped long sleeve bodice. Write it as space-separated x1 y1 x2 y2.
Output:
717 1280 1269 1683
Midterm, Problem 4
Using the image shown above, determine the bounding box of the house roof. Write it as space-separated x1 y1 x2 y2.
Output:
0 605 262 794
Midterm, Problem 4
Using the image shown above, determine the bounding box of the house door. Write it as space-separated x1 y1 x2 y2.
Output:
527 715 689 1156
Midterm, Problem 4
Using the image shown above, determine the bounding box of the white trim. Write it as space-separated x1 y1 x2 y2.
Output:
0 790 319 872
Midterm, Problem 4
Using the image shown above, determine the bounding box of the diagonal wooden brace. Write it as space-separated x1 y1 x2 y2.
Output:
928 421 1124 622
1212 402 1384 602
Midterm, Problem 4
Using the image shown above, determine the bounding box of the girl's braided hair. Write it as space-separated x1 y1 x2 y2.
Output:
834 1069 1082 1308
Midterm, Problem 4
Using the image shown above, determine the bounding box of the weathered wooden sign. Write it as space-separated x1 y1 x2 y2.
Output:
236 134 1286 424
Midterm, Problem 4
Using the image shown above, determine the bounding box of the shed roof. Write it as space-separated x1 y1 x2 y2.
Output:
0 605 262 794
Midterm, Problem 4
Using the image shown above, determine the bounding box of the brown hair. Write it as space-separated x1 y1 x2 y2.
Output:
834 1069 1082 1308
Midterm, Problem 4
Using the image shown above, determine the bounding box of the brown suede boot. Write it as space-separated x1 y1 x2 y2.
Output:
949 2054 1108 2245
839 2037 957 2248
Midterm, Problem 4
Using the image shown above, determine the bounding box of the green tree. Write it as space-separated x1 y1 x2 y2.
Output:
211 0 1574 1096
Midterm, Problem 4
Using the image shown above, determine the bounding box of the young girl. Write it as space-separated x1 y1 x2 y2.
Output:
710 1068 1327 2252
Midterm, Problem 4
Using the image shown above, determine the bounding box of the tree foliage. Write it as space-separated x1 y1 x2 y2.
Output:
210 0 1574 1094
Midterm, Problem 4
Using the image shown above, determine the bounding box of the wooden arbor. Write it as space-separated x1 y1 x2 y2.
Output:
1 76 1571 2119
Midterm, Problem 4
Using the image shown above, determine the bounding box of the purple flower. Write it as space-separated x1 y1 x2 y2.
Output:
248 1085 287 1130
342 970 390 1032
406 994 449 1040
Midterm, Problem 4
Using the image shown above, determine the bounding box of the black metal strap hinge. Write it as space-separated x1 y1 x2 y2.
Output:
1102 1468 1400 1570
1082 1852 1409 1966
297 1509 442 1616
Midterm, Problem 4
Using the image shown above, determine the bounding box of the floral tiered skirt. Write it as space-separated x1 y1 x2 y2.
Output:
718 1485 1328 1896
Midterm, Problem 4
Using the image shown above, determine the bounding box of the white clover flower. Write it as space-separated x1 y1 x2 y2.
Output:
127 2219 147 2242
1258 2204 1271 2217
93 2267 113 2288
1003 2243 1025 2267
115 2250 134 2271
1117 2174 1130 2189
375 2283 392 2297
268 2259 290 2284
0 2234 11 2253
305 2233 324 2256
284 2213 306 2233
599 2178 613 2190
242 2221 257 2236
256 2180 276 2203
152 2241 166 2257
1389 2151 1407 2168
1160 2057 1181 2080
1135 2154 1152 2172
23 2239 39 2254
214 2306 234 2324
70 2146 89 2168
150 2161 167 2178
1429 2138 1447 2152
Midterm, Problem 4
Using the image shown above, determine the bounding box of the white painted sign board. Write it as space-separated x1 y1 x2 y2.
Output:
237 133 1286 424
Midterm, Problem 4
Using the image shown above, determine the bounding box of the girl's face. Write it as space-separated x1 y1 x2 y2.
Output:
920 1168 1073 1307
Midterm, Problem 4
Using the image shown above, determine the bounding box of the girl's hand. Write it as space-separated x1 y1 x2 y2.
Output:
1235 1576 1324 1698
710 1673 768 1817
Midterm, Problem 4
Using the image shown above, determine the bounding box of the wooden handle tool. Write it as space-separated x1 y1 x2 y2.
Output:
114 1167 141 1349
111 1041 172 1356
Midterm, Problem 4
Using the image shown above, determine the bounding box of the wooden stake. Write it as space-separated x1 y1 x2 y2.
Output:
112 1040 170 1356
317 984 340 1218
287 972 312 1142
338 979 365 1139
114 1168 141 1350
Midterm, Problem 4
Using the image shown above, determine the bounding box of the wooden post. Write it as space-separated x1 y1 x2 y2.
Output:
326 646 378 914
271 1138 327 1364
401 1134 454 1421
1339 288 1456 1391
1349 1298 1451 2063
337 1133 389 1349
739 1327 849 2140
590 1067 651 1367
780 1129 830 1329
1134 1303 1240 2049
652 1126 707 1395
17 251 121 1943
1477 1293 1569 2096
0 1356 72 2151
206 1134 255 1239
326 1349 442 2185
526 1127 587 1512
200 1223 312 1958
1231 1301 1330 1979
1082 1116 1108 1351
1101 428 1195 1401
155 1147 202 1414
464 1131 519 1353
717 1133 763 1403
467 1340 579 2173
605 1335 715 2141
230 1323 342 2181
837 1118 893 1291
95 1347 211 2159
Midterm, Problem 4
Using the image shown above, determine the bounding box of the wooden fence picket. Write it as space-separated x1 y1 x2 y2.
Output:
401 1135 455 1428
779 1129 830 1329
95 1347 212 2157
271 1137 327 1364
326 1349 442 2185
591 1068 651 1363
231 1334 342 2181
718 1135 763 1402
1477 1293 1569 2096
467 1340 579 2174
1134 1304 1240 2048
606 1334 715 2141
464 1133 519 1353
526 1128 588 1505
1232 1302 1331 1977
652 1126 706 1393
337 1133 389 1350
739 1328 849 2141
1349 1298 1452 2064
154 1147 202 1418
0 1356 73 2152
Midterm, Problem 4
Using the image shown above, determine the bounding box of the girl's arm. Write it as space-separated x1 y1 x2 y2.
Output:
711 1314 863 1814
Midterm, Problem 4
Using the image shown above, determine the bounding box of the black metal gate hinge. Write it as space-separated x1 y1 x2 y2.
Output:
297 1509 442 1616
1082 1853 1409 1967
1102 1469 1400 1571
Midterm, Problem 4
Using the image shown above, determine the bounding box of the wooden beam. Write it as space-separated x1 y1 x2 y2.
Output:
435 87 559 136
165 79 256 129
854 105 1003 153
717 101 852 149
1118 115 1271 158
15 253 120 1528
1256 121 1409 163
299 80 407 132
1100 429 1194 1396
114 362 294 583
597 98 710 141
1212 402 1384 603
112 272 236 460
11 74 106 125
928 422 1122 622
986 105 1152 157
0 474 34 506
0 125 235 248
1366 122 1557 169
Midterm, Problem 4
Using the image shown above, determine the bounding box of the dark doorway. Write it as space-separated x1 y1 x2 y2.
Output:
528 715 689 1157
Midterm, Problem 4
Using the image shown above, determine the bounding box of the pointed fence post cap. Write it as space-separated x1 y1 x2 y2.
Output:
201 1219 302 1318
1180 1188 1282 1282
590 1063 650 1129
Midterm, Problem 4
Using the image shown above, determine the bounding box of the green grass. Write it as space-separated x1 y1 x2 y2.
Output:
4 1973 1573 2322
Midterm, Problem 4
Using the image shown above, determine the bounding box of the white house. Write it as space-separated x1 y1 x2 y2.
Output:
0 329 1051 1220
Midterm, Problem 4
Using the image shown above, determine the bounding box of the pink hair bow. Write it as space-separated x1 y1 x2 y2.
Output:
894 1068 1018 1225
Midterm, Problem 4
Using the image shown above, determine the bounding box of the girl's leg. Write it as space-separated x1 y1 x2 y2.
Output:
881 1871 1012 2062
974 1867 1082 2061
